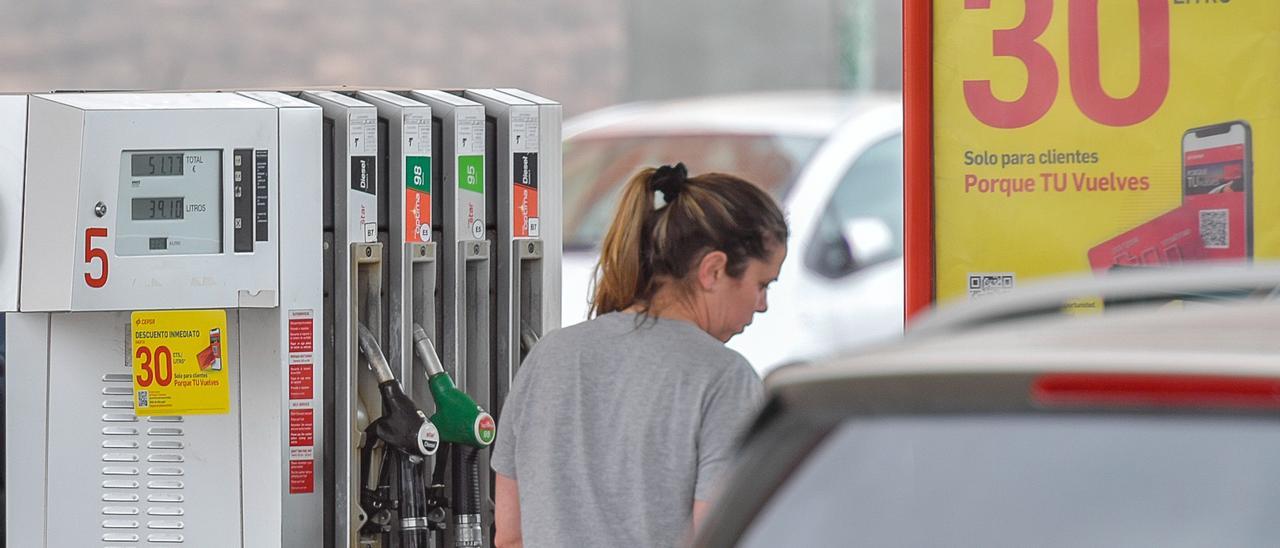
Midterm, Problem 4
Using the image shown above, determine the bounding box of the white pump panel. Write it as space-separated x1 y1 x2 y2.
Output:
6 91 322 548
19 93 280 312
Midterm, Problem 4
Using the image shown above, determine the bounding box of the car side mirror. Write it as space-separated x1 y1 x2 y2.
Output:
842 217 894 268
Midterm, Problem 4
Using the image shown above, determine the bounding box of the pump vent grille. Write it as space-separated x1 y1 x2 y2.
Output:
101 374 187 544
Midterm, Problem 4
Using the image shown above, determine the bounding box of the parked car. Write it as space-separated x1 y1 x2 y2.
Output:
695 264 1280 548
562 92 904 374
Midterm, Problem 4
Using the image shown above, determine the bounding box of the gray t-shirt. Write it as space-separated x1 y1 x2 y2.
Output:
491 311 764 548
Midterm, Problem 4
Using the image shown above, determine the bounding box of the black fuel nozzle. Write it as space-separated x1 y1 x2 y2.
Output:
357 324 440 457
519 325 541 361
369 381 439 456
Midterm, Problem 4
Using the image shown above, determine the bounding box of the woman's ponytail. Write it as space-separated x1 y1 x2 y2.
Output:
590 168 657 317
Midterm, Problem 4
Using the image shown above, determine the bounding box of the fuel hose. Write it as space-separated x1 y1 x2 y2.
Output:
453 445 483 548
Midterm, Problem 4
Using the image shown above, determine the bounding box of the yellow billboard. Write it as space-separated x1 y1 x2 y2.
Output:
932 0 1279 306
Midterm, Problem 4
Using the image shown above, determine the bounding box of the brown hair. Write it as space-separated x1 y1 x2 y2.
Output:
590 163 788 317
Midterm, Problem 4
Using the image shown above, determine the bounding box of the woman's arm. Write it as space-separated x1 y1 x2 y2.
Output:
494 473 523 548
688 499 710 542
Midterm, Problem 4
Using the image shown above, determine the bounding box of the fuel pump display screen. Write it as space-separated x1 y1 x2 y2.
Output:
116 149 222 256
131 197 185 220
131 153 185 177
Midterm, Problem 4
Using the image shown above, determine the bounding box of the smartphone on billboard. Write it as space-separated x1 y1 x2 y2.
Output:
1182 121 1252 259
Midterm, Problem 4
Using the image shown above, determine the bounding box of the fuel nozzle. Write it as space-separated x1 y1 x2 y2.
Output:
357 324 440 456
411 324 495 448
519 325 541 360
356 325 438 547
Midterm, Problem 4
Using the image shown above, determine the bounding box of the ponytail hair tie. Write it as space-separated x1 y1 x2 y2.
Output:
650 162 687 208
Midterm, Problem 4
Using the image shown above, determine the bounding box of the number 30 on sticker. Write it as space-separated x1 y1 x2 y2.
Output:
963 0 1169 129
136 345 174 387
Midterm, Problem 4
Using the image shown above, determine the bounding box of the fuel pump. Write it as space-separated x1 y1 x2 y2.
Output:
355 324 440 547
463 89 562 410
410 325 495 547
355 89 442 547
300 90 386 548
4 91 325 547
240 90 328 547
300 89 466 548
407 89 494 548
1 86 558 548
494 88 563 348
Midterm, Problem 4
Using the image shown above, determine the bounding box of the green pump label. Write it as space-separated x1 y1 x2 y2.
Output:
406 156 431 193
458 155 484 194
475 413 496 446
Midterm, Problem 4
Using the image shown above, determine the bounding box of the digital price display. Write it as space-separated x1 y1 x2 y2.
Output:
131 153 184 177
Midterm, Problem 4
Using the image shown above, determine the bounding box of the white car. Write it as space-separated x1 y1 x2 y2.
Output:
561 92 904 374
697 264 1280 548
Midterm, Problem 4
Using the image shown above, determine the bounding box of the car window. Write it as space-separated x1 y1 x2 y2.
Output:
740 414 1280 548
805 134 903 279
562 134 823 249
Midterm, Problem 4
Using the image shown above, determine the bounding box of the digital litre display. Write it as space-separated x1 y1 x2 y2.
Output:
132 197 185 221
131 153 185 177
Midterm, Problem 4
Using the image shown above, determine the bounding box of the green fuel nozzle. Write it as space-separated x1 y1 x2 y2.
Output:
412 324 495 448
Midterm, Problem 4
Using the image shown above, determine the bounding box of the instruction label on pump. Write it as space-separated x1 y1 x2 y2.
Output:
131 310 231 416
288 308 316 494
457 115 485 195
350 113 378 196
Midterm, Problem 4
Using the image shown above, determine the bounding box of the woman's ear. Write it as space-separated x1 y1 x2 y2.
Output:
696 250 729 290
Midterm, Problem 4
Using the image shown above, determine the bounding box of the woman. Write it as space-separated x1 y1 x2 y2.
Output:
491 163 788 547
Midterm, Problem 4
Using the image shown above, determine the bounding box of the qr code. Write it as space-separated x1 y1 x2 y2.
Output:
1199 209 1229 249
137 390 149 408
968 273 1016 299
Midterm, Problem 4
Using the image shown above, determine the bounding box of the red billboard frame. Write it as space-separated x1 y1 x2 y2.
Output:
903 0 933 322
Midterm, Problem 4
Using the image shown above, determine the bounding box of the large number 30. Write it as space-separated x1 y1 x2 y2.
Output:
136 345 174 387
963 0 1169 129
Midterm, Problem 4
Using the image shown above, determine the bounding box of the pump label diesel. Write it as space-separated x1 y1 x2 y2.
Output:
131 309 231 416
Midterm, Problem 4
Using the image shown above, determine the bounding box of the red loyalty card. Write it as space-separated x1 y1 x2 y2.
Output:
1088 205 1206 271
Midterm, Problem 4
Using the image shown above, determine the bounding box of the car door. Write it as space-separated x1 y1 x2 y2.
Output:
727 108 903 374
796 133 905 353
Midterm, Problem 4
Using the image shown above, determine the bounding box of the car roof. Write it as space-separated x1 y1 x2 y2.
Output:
768 264 1280 390
564 91 901 140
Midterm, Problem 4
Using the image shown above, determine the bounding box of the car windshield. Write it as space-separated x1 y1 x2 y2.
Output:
562 133 823 249
742 414 1280 548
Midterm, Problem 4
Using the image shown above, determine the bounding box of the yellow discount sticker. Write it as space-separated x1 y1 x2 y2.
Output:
131 310 231 416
